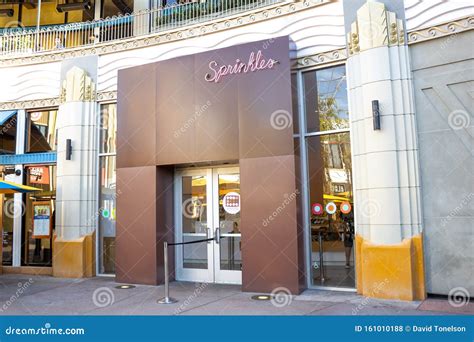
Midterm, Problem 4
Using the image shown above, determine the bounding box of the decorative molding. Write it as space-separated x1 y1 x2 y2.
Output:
2 46 347 109
407 16 474 44
347 1 405 56
0 97 60 110
60 66 96 103
96 91 117 102
292 48 346 70
0 0 330 67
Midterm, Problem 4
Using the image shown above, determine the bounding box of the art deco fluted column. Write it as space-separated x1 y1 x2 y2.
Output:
346 1 425 300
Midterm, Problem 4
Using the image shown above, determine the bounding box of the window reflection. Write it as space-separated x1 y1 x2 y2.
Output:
304 65 349 133
99 104 117 154
98 103 117 274
0 111 17 155
1 192 14 266
26 110 57 153
182 175 208 269
99 156 116 274
308 133 354 288
23 164 56 266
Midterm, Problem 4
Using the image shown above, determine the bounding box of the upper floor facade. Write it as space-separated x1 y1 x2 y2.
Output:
0 0 472 110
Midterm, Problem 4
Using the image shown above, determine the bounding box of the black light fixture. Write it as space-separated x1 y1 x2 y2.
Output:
0 9 14 17
372 100 381 130
56 1 91 13
66 139 72 160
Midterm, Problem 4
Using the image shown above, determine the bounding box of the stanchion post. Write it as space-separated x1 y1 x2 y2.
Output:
157 241 178 304
318 231 326 283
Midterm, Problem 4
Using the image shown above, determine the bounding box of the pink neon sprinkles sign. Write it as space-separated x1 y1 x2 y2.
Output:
205 50 279 83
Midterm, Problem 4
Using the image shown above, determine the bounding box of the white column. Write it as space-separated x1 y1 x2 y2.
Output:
346 1 422 245
11 167 23 267
12 109 26 267
56 67 97 240
133 0 151 36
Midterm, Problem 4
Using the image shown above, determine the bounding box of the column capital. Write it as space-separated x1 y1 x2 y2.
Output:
60 66 96 103
347 1 405 56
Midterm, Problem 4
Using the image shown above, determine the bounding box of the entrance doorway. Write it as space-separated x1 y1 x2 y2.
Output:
175 166 241 284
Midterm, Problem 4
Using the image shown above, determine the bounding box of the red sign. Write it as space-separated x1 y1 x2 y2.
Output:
29 166 49 185
311 203 323 215
205 50 278 83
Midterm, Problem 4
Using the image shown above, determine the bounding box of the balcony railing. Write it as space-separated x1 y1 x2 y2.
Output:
0 0 283 58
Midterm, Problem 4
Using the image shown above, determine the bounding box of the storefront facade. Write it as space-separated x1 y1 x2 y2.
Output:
0 0 472 301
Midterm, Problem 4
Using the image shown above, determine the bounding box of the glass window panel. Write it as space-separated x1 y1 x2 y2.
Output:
26 110 57 153
100 103 117 154
182 175 208 269
304 65 349 133
1 192 14 266
218 173 241 271
291 73 299 135
307 133 354 288
0 112 17 155
23 164 56 266
99 156 116 274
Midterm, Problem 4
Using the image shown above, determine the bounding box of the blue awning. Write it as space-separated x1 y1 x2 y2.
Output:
0 110 17 126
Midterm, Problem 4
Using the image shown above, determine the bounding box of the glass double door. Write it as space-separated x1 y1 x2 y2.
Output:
175 167 241 284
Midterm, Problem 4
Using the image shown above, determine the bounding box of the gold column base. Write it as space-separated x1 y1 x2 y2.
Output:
52 232 96 278
355 234 426 301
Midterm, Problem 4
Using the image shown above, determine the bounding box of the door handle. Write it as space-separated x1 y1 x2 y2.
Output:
214 228 220 244
206 227 211 243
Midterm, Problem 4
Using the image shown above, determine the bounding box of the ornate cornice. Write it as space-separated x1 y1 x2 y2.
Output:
292 48 346 70
0 0 330 67
0 97 60 110
96 91 117 102
407 16 474 44
347 1 405 56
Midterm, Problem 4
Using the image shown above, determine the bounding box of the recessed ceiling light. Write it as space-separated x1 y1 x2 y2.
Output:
115 284 135 289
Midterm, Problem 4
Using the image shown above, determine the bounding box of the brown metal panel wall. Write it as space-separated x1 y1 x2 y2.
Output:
116 36 305 293
115 166 158 285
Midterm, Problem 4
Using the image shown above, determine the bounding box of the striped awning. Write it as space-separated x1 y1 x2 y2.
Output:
0 180 42 194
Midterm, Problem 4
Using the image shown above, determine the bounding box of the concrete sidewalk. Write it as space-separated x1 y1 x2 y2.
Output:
0 275 472 315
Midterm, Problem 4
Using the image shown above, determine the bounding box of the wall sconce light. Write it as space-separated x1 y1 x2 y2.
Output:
66 139 72 160
372 100 381 130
